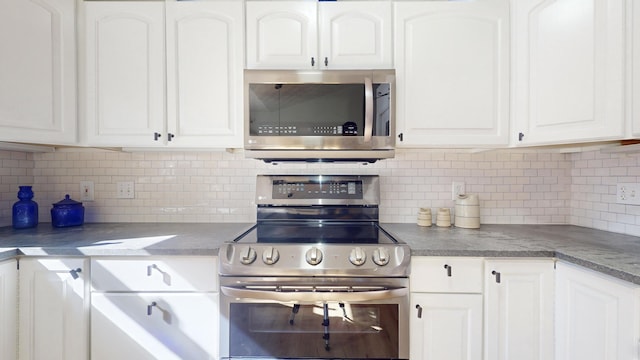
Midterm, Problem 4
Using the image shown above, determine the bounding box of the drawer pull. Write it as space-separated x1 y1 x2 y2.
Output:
147 264 172 286
491 270 501 283
415 304 423 319
69 268 82 280
147 301 157 316
444 264 452 277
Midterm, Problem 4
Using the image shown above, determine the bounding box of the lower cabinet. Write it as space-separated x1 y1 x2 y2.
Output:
410 257 484 360
91 293 219 360
484 259 555 360
0 259 17 360
18 257 89 360
90 256 219 360
555 261 640 360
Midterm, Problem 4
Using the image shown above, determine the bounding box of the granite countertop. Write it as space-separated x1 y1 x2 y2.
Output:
0 222 639 285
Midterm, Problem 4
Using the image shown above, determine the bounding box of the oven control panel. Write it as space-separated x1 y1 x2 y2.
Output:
273 179 362 200
219 243 411 277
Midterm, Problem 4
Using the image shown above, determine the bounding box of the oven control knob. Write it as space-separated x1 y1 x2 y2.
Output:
305 247 323 266
349 247 367 266
239 246 257 265
372 247 391 266
262 247 280 265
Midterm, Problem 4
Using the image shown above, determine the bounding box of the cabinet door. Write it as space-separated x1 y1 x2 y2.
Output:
411 293 483 360
632 0 640 136
394 0 510 147
555 261 640 360
411 257 484 293
318 2 392 69
246 1 317 69
166 1 243 148
91 293 219 360
84 1 165 147
513 0 625 145
484 259 555 360
0 0 77 145
18 258 89 360
0 260 17 360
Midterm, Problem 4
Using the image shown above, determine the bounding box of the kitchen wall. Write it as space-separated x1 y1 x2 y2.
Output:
0 147 638 237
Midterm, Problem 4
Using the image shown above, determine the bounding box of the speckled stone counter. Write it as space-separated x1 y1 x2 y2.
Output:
1 223 640 285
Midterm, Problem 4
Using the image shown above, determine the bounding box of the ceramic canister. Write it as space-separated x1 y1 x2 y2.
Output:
455 194 480 228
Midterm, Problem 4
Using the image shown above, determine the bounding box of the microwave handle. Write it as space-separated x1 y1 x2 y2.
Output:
364 77 374 143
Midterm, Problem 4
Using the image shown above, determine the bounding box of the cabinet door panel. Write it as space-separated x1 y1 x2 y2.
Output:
0 0 76 144
84 2 165 146
319 2 392 69
555 262 640 360
411 293 483 360
484 259 554 360
246 1 317 69
394 0 509 147
19 258 88 360
92 293 219 360
166 1 243 147
0 260 17 360
513 0 624 145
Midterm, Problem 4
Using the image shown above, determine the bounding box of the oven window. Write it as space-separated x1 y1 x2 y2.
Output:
228 302 399 358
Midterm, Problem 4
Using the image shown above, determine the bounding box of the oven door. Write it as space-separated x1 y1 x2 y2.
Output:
219 276 409 360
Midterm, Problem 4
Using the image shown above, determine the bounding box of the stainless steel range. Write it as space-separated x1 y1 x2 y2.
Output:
219 175 410 360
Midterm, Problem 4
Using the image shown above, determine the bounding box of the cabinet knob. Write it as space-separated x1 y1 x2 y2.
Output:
518 132 525 141
147 301 157 316
168 133 175 141
398 133 404 142
311 57 315 67
69 268 82 280
324 57 328 67
147 264 172 286
415 304 423 319
491 270 501 283
444 264 452 277
154 132 162 141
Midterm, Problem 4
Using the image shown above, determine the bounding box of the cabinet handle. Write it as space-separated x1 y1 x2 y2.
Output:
154 132 162 141
398 133 404 142
147 264 172 286
324 57 328 67
444 264 452 277
168 133 175 141
491 270 501 283
147 264 158 276
415 304 423 319
69 268 82 280
311 57 315 67
147 301 157 316
518 132 524 141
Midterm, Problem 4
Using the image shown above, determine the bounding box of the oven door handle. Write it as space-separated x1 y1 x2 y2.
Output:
220 286 408 303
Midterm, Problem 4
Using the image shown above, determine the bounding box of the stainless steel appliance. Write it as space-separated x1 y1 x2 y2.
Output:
244 70 395 162
219 175 410 360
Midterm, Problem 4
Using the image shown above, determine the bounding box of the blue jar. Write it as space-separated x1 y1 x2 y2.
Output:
12 186 38 229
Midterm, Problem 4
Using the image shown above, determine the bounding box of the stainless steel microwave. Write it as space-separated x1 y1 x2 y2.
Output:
244 70 395 162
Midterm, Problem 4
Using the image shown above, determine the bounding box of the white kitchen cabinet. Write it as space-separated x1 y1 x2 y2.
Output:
0 0 77 145
18 257 89 360
394 0 510 148
83 1 243 148
91 256 219 360
484 259 555 360
555 261 640 360
0 259 17 360
410 257 483 360
512 0 625 146
246 1 392 69
632 0 640 137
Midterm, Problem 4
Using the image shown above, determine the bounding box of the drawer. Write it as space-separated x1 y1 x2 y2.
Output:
411 257 483 293
91 256 217 292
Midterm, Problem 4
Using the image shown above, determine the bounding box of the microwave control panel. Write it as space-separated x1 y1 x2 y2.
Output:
255 125 352 136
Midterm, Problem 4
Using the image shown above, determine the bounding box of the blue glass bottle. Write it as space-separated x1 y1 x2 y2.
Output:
12 186 38 229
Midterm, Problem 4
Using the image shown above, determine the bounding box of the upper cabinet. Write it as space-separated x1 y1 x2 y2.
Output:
83 1 243 148
512 0 625 146
0 0 77 145
394 0 510 148
246 1 392 69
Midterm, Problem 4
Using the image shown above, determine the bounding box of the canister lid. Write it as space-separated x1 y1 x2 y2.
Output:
52 194 83 206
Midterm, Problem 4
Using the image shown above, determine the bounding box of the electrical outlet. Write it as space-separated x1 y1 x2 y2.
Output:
117 181 135 199
452 182 466 200
617 183 640 205
80 181 94 201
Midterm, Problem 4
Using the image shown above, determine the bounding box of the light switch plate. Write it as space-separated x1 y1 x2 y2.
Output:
80 181 94 201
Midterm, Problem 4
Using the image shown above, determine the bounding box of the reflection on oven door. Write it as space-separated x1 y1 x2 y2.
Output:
229 302 399 359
